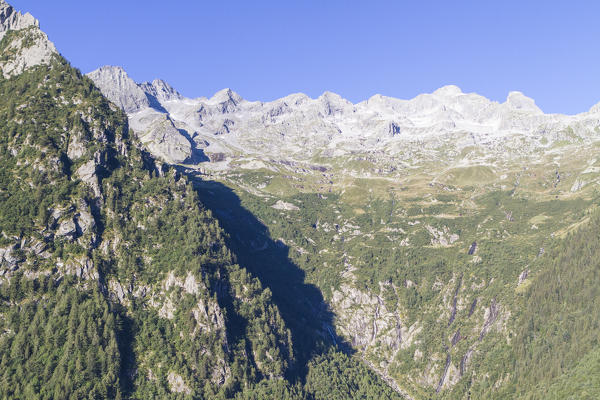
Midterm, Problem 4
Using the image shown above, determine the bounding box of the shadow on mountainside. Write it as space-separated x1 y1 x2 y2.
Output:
188 176 353 381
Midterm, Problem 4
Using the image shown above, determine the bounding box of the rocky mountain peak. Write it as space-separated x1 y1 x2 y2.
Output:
589 101 600 114
0 1 56 78
208 88 243 114
319 90 350 103
278 92 310 106
505 91 542 114
433 85 463 97
210 88 242 104
0 0 39 41
86 66 196 164
87 65 151 113
141 78 184 102
319 91 353 116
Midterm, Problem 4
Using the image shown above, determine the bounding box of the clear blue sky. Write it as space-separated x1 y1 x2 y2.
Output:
10 0 600 114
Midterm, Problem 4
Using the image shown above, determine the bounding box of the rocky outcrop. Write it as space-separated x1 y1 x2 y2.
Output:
479 299 500 340
167 372 191 395
50 201 97 244
76 160 102 198
87 66 151 113
56 218 77 240
140 79 183 103
332 282 422 352
134 113 192 163
0 244 19 270
156 272 228 337
436 353 452 393
518 269 529 285
271 200 300 211
0 1 57 79
425 225 460 247
448 276 462 326
0 0 38 41
460 348 474 376
67 130 87 160
570 178 586 192
62 257 98 281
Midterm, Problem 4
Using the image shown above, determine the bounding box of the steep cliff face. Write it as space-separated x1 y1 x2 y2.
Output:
88 66 193 164
0 0 38 40
0 1 56 79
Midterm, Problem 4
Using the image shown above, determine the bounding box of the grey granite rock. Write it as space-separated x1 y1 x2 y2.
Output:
141 79 183 103
133 112 192 164
87 66 151 113
0 1 57 78
0 0 38 41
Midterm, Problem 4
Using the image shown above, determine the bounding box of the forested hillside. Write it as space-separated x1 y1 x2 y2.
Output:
194 170 600 399
0 11 401 399
2 1 600 399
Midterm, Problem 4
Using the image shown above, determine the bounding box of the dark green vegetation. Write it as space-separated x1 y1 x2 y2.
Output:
512 214 600 399
305 351 402 400
205 167 600 399
0 27 401 399
0 276 121 399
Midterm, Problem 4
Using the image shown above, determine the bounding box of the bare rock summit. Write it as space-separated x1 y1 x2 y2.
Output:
0 0 57 78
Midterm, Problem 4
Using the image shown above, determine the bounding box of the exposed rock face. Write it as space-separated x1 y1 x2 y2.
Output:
156 271 228 338
108 279 128 304
0 244 19 269
0 0 38 41
330 282 429 398
271 200 300 211
518 269 529 285
87 65 600 179
426 225 460 247
88 66 193 163
140 79 183 103
0 1 57 78
332 283 417 354
506 91 542 114
62 257 99 281
76 160 102 198
87 66 151 113
571 178 586 192
210 88 243 113
56 218 77 240
67 130 87 160
167 372 191 395
0 28 56 78
437 355 461 392
460 348 474 376
479 299 500 340
133 113 192 163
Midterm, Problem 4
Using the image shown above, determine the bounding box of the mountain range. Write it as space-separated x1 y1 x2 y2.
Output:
88 64 600 168
2 1 600 399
